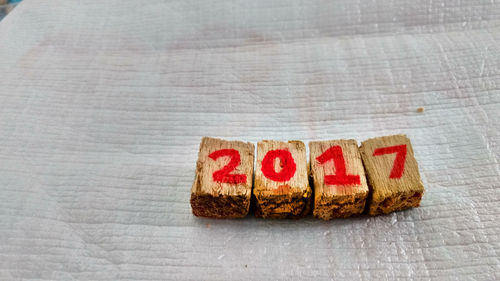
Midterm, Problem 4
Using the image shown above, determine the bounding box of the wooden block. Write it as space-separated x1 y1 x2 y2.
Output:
309 140 369 219
253 140 311 218
359 135 424 215
190 137 254 218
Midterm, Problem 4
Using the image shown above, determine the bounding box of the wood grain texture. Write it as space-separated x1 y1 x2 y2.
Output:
254 140 311 218
310 140 368 219
190 137 254 218
360 135 424 215
0 0 499 280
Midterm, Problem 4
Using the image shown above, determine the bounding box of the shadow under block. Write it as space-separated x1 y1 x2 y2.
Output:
190 137 254 218
359 135 424 215
309 140 369 219
254 140 311 218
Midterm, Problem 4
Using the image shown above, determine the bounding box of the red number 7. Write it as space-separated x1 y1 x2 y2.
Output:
209 149 247 184
373 144 407 179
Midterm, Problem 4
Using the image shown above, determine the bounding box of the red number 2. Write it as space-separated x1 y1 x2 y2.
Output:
316 146 360 185
209 149 246 184
373 144 407 179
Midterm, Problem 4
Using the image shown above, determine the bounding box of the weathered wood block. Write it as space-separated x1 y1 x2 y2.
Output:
190 137 254 218
360 135 424 215
309 140 369 219
253 140 311 218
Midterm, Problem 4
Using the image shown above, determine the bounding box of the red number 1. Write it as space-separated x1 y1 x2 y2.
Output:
209 149 246 184
373 144 407 179
316 146 360 185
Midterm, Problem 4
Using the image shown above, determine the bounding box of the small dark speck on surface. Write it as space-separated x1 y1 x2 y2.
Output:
417 107 425 113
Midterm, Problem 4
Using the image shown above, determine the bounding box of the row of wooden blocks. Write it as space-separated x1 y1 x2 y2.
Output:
190 135 424 219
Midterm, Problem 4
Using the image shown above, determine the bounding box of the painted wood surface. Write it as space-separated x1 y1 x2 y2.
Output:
310 139 368 219
360 135 424 215
254 140 311 218
0 0 499 280
190 137 254 218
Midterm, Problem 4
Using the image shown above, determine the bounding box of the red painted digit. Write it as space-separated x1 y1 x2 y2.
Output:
209 149 246 184
261 149 296 182
373 144 407 178
316 146 360 185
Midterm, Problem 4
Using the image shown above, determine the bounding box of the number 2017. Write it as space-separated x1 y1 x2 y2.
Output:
209 144 407 184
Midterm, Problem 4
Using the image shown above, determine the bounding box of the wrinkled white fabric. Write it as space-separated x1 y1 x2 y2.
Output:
0 0 499 280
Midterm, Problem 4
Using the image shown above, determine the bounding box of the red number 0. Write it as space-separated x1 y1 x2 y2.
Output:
261 149 296 182
209 149 246 184
316 146 360 185
373 144 407 179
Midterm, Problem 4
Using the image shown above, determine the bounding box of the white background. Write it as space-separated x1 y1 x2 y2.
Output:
0 0 499 280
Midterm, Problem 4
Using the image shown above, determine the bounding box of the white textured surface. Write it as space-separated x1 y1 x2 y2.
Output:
0 0 499 280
